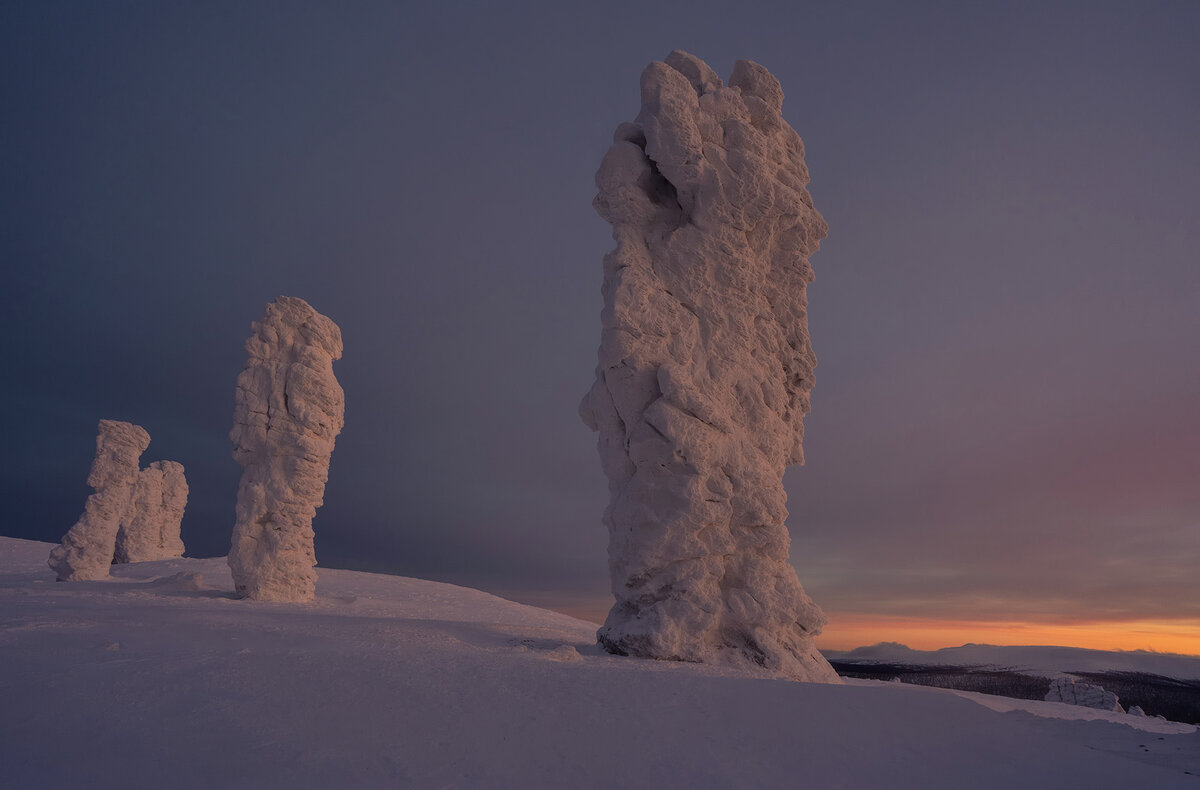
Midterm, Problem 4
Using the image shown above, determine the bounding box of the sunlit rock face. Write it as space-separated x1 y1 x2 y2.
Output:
228 296 344 602
580 51 838 682
113 460 188 563
49 420 151 580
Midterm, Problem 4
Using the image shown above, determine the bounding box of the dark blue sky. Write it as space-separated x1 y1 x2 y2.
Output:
3 1 1197 644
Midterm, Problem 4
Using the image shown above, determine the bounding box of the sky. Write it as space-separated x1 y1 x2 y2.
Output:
2 1 1197 653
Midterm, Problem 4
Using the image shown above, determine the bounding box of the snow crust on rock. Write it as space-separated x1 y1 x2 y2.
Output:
113 461 188 563
228 295 344 602
48 420 151 580
580 51 835 682
1046 676 1124 712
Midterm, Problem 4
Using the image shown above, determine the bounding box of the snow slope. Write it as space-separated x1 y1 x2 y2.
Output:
2 537 1197 789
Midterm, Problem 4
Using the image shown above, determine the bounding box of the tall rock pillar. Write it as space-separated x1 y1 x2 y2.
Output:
580 51 838 682
113 460 188 563
228 296 345 602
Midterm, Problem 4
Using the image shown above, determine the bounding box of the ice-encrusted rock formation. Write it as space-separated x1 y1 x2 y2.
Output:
579 51 837 682
1045 677 1124 712
49 421 189 578
113 461 188 563
49 420 151 580
228 296 344 602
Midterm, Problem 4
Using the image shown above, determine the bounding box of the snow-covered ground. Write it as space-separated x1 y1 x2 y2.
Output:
2 536 1197 789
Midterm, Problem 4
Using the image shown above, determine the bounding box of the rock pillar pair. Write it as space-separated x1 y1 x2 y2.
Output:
49 420 187 581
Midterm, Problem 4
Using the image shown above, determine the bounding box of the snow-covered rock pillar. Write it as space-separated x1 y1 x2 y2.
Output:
228 296 344 602
113 460 188 563
580 51 838 682
49 420 151 580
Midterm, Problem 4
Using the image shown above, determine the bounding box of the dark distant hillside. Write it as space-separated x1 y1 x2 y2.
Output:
1070 671 1200 725
830 662 1050 701
830 662 1200 724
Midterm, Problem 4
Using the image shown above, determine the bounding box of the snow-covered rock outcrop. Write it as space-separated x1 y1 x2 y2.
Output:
228 296 344 602
579 51 837 682
49 420 151 580
1045 677 1124 712
113 461 188 563
49 421 189 578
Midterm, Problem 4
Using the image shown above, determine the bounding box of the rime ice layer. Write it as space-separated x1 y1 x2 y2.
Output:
580 51 838 682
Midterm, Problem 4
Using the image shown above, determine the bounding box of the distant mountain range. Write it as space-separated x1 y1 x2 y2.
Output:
824 642 1200 724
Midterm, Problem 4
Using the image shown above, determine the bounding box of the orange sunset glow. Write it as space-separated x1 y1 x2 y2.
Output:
815 613 1200 656
517 594 1200 658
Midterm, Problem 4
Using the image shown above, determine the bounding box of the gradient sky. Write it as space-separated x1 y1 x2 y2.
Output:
3 1 1197 652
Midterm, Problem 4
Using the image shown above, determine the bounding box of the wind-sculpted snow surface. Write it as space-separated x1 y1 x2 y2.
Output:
7 536 1199 790
113 461 188 563
49 420 151 580
228 296 344 602
580 51 837 682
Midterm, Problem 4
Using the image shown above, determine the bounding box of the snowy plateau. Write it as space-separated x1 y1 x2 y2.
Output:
1 536 1197 789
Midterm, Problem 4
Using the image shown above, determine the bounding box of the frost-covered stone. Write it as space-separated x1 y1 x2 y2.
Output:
580 51 837 682
1045 677 1124 712
113 461 188 563
1128 705 1147 717
228 296 344 602
49 420 151 580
